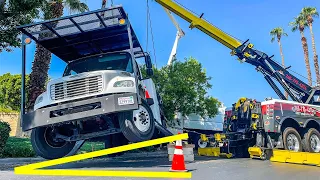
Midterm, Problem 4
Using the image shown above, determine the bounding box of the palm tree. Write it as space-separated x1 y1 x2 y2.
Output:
270 27 289 99
301 7 319 86
26 0 89 111
289 15 312 86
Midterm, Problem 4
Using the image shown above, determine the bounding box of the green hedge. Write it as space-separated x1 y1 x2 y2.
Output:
0 121 11 157
2 137 36 158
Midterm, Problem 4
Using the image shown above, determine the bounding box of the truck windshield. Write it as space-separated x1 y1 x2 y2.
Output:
63 52 133 76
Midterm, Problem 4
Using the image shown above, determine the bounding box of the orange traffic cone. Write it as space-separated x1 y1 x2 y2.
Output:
169 135 187 172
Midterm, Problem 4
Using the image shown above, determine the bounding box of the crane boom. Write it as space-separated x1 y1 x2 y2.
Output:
163 8 185 65
163 8 184 37
154 0 320 105
155 0 241 50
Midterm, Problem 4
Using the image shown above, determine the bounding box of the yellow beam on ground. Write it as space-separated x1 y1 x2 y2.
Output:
270 149 320 167
14 133 192 179
15 170 192 178
155 0 242 50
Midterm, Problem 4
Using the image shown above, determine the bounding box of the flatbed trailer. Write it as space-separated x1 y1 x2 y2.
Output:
153 0 320 158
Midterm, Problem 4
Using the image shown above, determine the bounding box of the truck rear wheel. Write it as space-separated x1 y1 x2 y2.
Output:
119 99 155 143
31 126 76 159
283 127 302 152
302 128 320 153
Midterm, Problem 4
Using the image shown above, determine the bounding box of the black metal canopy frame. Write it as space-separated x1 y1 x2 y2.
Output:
18 5 145 120
17 5 144 62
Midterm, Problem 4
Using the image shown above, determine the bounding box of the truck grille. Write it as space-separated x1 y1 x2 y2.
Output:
50 75 103 101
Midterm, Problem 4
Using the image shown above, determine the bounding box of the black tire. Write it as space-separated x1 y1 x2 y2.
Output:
119 99 155 143
282 127 302 152
302 128 320 153
31 126 76 160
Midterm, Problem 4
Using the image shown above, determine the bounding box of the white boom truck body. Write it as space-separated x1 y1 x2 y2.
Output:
17 6 170 160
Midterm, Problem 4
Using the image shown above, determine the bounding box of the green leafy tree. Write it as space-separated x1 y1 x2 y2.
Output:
301 7 319 86
290 15 312 86
0 73 29 112
142 57 221 121
27 0 89 111
270 27 288 99
0 0 43 52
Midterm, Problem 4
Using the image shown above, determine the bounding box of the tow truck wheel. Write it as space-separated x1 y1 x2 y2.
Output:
31 126 76 160
119 99 155 143
302 128 320 153
283 127 302 152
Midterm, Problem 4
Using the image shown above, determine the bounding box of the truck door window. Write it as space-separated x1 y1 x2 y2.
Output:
135 62 142 79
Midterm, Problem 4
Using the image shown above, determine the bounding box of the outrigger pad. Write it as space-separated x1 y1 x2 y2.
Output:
17 6 143 62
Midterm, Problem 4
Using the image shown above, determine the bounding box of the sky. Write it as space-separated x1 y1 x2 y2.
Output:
1 0 320 107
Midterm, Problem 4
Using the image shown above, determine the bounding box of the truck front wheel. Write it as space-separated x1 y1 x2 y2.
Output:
31 126 76 159
119 99 155 143
302 128 320 153
283 127 302 152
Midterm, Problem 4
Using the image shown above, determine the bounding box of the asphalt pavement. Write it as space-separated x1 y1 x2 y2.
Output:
0 151 319 180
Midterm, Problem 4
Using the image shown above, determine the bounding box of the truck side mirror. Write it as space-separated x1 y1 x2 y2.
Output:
145 55 153 69
145 54 153 77
146 68 154 77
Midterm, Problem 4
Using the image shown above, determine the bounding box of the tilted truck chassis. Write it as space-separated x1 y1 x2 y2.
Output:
153 0 320 157
18 6 172 160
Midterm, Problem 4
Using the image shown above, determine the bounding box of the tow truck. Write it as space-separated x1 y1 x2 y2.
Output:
153 0 320 158
17 6 172 160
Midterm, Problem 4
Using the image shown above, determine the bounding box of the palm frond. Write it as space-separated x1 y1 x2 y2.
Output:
301 7 319 19
271 37 275 43
270 27 287 41
64 0 89 13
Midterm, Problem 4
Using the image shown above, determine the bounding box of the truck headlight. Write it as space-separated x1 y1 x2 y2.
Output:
35 96 43 105
113 80 134 87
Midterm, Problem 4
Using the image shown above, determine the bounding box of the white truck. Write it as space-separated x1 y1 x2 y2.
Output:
17 6 169 159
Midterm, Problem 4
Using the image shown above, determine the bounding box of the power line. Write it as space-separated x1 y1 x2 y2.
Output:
147 0 158 68
146 0 149 52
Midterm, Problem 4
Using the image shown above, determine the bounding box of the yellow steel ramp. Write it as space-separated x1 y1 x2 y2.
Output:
198 147 232 158
270 150 320 166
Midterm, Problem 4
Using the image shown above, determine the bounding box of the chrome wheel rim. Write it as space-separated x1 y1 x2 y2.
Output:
198 138 208 148
133 106 151 132
310 134 320 152
286 133 300 151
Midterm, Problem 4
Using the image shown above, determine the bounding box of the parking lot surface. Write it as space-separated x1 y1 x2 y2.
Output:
0 151 319 180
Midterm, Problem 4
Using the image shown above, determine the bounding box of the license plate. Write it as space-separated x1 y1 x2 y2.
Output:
118 96 134 106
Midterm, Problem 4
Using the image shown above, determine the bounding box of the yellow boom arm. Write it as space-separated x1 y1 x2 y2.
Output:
155 0 242 50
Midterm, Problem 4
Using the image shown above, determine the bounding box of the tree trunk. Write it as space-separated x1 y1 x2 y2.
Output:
278 39 288 99
308 23 320 86
26 2 64 111
299 30 312 86
26 44 52 111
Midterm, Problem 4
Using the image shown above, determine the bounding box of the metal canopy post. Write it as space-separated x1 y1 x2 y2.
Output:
20 34 27 125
